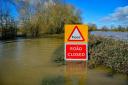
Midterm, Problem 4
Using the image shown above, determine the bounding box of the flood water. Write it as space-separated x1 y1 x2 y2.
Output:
91 31 128 40
0 38 127 85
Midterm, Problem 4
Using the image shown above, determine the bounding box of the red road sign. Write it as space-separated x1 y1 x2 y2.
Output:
65 25 88 61
68 26 85 41
65 44 88 61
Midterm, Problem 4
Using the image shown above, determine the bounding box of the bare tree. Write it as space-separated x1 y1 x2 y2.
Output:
0 0 17 40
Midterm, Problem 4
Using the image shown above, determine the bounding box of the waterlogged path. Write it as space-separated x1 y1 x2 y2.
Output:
0 38 64 85
0 38 127 85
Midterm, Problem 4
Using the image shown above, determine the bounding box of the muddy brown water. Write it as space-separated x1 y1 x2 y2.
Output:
0 38 127 85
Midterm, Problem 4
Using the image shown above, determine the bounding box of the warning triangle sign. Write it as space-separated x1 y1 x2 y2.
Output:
68 26 85 41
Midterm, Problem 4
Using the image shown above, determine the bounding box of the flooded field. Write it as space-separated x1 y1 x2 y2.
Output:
0 38 127 85
91 31 128 40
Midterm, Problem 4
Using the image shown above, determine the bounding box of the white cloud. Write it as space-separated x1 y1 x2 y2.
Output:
100 6 128 25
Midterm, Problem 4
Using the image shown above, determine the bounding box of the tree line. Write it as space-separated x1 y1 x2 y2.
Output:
88 23 128 32
0 0 127 40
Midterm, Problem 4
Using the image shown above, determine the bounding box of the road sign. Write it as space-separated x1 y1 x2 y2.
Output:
65 25 88 43
65 44 88 60
65 25 88 61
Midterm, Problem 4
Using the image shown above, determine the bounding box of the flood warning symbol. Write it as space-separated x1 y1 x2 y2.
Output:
68 26 85 41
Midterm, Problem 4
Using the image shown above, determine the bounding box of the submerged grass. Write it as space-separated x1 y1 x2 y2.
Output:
52 45 65 66
42 76 65 85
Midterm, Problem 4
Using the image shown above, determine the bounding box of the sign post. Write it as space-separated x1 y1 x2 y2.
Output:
65 25 88 61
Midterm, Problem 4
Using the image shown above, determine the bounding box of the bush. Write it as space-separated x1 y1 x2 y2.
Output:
88 36 128 74
16 0 82 37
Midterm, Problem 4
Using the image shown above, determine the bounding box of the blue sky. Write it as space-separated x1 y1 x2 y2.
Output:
1 0 128 28
67 0 128 27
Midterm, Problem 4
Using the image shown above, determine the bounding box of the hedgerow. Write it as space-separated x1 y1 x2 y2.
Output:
88 36 128 74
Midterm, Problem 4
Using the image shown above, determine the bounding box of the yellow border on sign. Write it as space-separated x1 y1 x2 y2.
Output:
65 25 88 43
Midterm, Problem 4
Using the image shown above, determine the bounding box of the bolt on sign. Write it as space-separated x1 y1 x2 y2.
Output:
65 25 88 61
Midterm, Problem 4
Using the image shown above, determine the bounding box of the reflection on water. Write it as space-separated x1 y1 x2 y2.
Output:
65 61 87 85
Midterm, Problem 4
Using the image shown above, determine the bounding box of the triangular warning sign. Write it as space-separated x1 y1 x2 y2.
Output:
68 26 85 41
